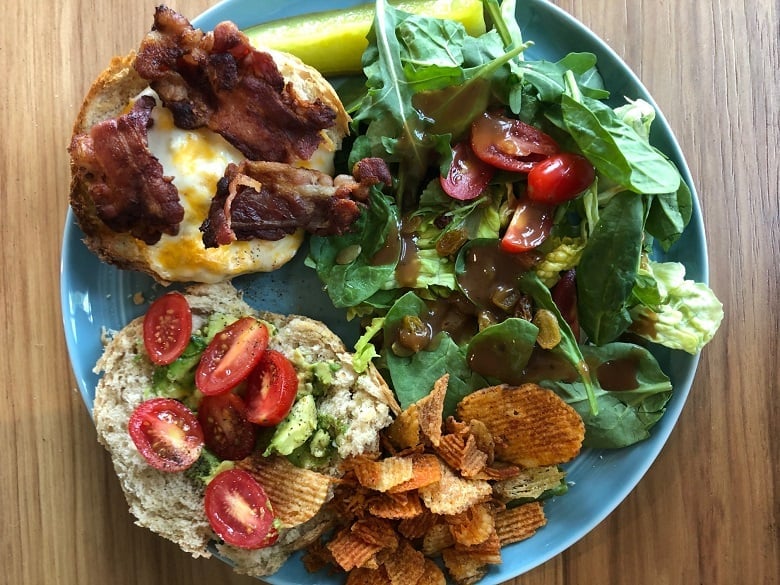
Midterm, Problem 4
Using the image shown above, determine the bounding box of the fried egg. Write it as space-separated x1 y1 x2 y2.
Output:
133 91 336 283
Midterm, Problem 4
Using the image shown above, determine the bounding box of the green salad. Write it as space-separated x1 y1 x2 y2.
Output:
301 0 723 449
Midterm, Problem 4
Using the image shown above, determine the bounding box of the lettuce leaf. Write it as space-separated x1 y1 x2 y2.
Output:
629 260 724 354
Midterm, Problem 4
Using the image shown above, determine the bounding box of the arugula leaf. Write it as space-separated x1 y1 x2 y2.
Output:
354 0 531 206
540 342 672 448
576 192 646 345
307 189 399 308
520 53 608 103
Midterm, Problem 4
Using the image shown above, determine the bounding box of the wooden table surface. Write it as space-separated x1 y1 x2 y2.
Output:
1 0 777 584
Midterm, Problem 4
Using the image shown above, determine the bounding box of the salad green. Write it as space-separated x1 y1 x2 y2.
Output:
306 0 722 448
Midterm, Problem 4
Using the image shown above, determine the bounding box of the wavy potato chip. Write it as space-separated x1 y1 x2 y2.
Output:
327 528 383 571
387 453 442 493
493 465 566 502
386 403 421 450
422 522 455 556
456 384 584 467
383 539 427 584
447 503 495 546
238 454 332 528
418 463 492 515
369 491 425 519
494 501 547 546
353 455 415 492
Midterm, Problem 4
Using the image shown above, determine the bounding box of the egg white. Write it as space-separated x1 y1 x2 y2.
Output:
132 90 335 283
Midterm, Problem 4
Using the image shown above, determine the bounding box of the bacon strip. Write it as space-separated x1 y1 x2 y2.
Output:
68 95 183 244
134 6 337 163
200 159 392 247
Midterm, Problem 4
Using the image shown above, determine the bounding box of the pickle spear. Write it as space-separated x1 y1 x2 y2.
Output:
245 0 487 76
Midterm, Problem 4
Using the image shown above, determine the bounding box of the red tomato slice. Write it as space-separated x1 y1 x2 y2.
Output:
197 393 257 461
128 397 204 472
244 350 298 426
440 140 496 201
204 468 279 549
527 153 596 205
196 317 269 396
500 198 555 253
471 111 559 173
143 292 192 366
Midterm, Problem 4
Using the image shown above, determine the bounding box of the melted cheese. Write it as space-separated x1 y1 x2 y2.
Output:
137 91 332 283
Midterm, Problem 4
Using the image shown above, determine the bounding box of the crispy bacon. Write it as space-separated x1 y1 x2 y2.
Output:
134 6 337 163
68 95 183 244
201 158 392 247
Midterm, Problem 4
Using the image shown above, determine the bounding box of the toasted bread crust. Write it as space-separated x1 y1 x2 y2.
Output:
68 47 349 284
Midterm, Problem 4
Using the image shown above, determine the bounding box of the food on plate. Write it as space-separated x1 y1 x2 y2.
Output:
244 0 488 75
308 0 724 451
92 282 398 577
302 374 582 585
67 6 390 284
74 0 726 582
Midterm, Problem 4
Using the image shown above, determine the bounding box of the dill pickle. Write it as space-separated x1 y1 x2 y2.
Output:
244 0 487 76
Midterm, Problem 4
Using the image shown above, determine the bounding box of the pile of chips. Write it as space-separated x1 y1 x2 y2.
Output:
302 375 586 585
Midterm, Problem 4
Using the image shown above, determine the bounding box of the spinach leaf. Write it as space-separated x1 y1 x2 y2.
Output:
382 291 488 415
518 272 598 414
576 192 646 345
645 180 693 251
307 189 399 308
561 94 681 194
540 342 672 448
465 318 539 384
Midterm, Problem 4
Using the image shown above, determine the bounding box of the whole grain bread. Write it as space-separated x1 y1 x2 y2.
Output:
93 282 397 577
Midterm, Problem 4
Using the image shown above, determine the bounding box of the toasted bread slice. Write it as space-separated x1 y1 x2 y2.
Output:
69 38 349 284
92 282 395 577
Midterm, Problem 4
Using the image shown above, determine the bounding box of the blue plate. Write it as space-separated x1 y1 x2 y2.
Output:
60 1 706 583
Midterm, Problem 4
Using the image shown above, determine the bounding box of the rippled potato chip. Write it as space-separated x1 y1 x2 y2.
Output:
448 503 495 546
387 453 442 493
418 463 492 515
383 539 427 584
368 491 424 519
492 465 566 502
238 454 332 527
494 501 547 546
353 455 415 492
418 374 449 447
456 383 584 467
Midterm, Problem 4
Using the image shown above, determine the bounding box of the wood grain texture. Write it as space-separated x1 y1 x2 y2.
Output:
0 1 776 584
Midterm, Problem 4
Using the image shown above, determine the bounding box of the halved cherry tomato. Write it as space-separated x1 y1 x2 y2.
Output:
500 198 555 253
527 153 596 205
128 397 204 472
244 350 298 426
143 292 192 366
197 393 257 461
204 468 279 550
440 140 496 200
471 111 559 173
196 317 269 396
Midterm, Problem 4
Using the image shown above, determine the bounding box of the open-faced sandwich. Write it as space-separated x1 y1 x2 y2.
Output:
93 281 399 577
68 6 389 284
